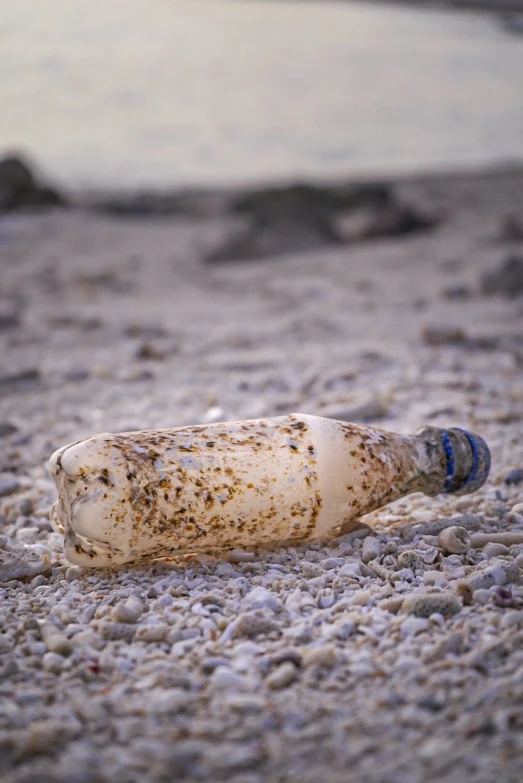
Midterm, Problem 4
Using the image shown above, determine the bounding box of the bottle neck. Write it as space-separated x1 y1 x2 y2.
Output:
415 426 490 497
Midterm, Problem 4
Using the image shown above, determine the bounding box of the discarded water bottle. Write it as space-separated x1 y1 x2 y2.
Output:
48 414 490 567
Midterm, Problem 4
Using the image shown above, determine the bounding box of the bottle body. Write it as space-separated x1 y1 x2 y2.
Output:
48 413 489 567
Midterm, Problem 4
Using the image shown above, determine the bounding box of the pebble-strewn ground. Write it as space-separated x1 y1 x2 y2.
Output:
1 167 523 783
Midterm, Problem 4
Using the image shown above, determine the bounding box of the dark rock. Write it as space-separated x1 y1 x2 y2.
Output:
231 182 392 220
0 475 21 497
0 307 20 332
124 323 170 339
504 468 523 486
95 193 176 218
93 189 224 219
0 157 32 207
205 212 343 263
422 326 502 351
207 183 392 261
336 202 437 243
416 694 444 712
127 369 155 382
0 368 41 394
48 315 103 331
153 741 204 779
73 270 134 294
0 422 18 438
499 12 523 36
206 181 435 263
0 155 66 213
18 496 34 516
63 368 90 383
135 342 167 361
441 283 472 300
499 214 523 241
481 255 523 297
422 326 468 346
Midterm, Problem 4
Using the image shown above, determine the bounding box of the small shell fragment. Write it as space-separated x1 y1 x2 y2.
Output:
237 611 280 639
0 543 51 582
265 662 299 690
438 526 470 554
361 536 381 563
470 532 523 548
39 622 72 656
482 543 510 558
401 591 461 618
397 550 422 570
456 561 521 602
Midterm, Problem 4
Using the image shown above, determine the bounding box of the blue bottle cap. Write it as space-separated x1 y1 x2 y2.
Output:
441 428 491 495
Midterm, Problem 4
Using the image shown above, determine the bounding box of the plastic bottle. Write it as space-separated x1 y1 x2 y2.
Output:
48 413 490 567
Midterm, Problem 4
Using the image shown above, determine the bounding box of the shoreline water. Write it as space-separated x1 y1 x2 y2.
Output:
3 0 523 191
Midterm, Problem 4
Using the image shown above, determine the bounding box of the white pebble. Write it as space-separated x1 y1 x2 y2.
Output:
482 543 510 558
231 641 260 657
265 662 298 690
65 566 87 582
361 536 380 563
394 655 422 674
134 623 169 643
400 616 430 637
231 654 255 674
500 610 523 629
243 586 281 612
148 688 187 713
226 549 255 563
112 598 144 624
318 592 336 609
42 652 64 673
442 556 466 580
350 659 377 678
337 562 362 579
209 666 257 692
40 623 72 656
472 588 491 605
423 570 445 586
330 619 356 640
378 596 404 614
72 630 104 650
301 561 323 578
349 589 370 606
321 557 345 570
220 693 265 713
303 644 339 669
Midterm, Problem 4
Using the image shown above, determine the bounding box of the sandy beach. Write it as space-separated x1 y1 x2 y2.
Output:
2 2 523 781
0 160 523 781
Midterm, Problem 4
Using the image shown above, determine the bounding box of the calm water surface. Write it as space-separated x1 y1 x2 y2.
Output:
1 0 523 188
